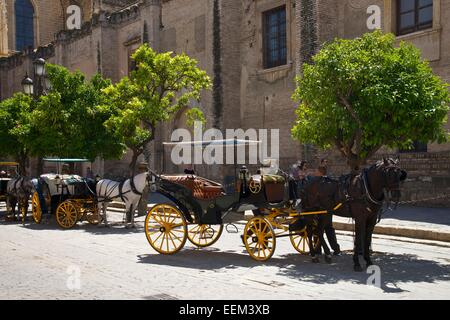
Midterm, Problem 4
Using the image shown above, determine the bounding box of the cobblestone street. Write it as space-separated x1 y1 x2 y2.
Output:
1 206 449 300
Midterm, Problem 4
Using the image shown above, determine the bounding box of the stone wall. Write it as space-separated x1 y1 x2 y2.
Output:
0 0 449 204
379 152 450 207
240 0 301 171
0 44 56 100
4 0 96 53
311 0 450 206
157 0 217 179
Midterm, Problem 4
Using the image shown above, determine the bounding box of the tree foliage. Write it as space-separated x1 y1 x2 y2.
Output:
29 64 124 161
101 44 211 174
0 93 34 175
292 31 450 171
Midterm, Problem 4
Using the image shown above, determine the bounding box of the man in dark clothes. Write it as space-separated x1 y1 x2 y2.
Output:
317 158 341 256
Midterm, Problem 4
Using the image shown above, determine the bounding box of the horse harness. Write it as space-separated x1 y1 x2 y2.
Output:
338 170 384 218
11 177 26 195
98 175 143 203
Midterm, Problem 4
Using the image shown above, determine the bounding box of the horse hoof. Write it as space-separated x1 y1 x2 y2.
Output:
354 265 363 272
312 257 320 263
325 255 332 264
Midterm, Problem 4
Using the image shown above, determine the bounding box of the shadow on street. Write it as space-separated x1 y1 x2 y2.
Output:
137 248 450 294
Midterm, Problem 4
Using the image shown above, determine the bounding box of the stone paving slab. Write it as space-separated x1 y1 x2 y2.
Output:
1 215 450 300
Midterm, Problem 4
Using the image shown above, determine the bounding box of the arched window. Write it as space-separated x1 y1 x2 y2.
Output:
15 0 35 51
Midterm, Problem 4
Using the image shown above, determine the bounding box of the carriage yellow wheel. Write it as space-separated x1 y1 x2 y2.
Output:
290 229 320 254
289 228 310 254
56 201 78 229
31 192 42 224
187 224 223 248
145 204 188 255
243 217 276 261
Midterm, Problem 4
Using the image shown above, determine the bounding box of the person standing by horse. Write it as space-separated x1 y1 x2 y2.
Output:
289 160 308 205
315 158 341 256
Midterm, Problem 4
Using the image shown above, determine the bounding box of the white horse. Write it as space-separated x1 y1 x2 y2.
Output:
96 173 149 228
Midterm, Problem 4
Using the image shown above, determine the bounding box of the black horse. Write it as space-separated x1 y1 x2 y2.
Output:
300 158 407 271
292 175 339 264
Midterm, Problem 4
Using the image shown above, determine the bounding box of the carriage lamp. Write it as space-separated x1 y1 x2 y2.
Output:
34 58 46 77
21 75 34 95
239 166 249 180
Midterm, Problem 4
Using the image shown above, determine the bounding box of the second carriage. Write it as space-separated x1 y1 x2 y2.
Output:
144 139 335 261
31 158 102 229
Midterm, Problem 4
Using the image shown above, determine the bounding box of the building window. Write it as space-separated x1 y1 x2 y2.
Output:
15 0 35 51
127 46 139 76
399 141 428 153
397 0 433 36
263 6 287 69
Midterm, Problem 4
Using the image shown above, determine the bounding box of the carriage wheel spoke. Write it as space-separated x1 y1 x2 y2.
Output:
168 230 183 242
145 204 187 255
153 230 164 244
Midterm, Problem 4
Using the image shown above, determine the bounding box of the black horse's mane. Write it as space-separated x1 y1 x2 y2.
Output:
371 158 398 170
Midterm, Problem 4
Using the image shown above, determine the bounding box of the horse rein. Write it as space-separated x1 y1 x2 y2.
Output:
363 163 403 213
361 169 384 206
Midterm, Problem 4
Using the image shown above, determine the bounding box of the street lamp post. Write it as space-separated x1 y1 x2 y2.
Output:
21 58 51 175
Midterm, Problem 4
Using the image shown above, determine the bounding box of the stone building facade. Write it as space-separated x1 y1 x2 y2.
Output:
0 0 449 205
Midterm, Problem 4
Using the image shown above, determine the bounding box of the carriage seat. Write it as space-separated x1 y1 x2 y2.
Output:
40 174 85 196
251 174 286 203
161 174 225 200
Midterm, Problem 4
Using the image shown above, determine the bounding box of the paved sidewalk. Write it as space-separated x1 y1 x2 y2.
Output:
333 206 450 242
334 206 450 231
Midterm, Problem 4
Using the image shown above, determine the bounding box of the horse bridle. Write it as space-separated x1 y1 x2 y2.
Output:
366 163 403 210
362 169 384 206
146 171 159 193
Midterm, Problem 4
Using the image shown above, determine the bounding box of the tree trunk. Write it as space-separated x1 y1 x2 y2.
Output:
129 150 140 177
347 154 363 175
17 154 28 177
37 157 44 176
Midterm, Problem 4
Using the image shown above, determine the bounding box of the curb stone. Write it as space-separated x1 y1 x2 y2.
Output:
333 221 450 243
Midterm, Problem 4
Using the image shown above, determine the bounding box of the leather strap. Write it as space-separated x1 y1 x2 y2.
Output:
130 176 142 196
118 180 127 202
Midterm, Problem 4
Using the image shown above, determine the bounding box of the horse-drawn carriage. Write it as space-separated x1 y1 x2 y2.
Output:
31 159 101 229
144 139 407 269
143 139 330 261
0 162 31 223
0 162 19 203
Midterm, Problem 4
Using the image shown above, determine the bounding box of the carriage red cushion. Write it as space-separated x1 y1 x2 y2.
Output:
161 175 225 200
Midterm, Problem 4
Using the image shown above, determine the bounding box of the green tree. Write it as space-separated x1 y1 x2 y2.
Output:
0 93 34 175
101 44 211 174
292 31 450 172
29 64 124 163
